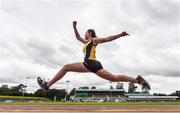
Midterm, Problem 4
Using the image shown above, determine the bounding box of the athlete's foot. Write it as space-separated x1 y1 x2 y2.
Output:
136 75 151 90
37 77 49 92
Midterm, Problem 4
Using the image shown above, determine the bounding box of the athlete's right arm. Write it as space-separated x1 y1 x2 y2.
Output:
73 21 87 44
93 32 129 44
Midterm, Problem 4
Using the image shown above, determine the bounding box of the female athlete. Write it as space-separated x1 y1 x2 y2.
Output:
37 21 150 91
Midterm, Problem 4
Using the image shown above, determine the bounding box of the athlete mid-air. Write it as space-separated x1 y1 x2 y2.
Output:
37 21 150 92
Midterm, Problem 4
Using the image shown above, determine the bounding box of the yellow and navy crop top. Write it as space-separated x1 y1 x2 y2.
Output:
82 39 97 61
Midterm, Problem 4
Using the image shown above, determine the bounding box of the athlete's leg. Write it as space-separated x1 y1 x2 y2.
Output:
47 62 90 88
95 69 138 83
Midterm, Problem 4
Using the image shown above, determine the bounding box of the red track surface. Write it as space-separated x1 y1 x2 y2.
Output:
0 104 180 112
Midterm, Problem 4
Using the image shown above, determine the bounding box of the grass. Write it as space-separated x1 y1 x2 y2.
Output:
0 101 180 105
0 95 179 105
0 95 48 101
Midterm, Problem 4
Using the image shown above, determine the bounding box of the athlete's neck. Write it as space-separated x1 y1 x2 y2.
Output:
87 37 93 41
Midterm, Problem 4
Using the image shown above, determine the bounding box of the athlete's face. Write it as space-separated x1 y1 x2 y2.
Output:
84 31 91 40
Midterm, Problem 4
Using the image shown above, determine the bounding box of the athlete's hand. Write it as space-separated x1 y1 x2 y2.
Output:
121 31 129 37
73 21 77 27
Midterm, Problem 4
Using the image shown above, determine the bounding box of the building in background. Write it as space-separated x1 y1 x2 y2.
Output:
70 82 179 102
70 83 125 102
126 94 179 102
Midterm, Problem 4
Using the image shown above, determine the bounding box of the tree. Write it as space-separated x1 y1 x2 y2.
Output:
19 84 26 93
116 82 124 89
169 90 180 97
33 89 45 97
1 85 8 89
110 86 114 89
67 88 76 101
128 82 137 93
34 89 66 101
0 84 9 95
9 84 26 96
153 93 167 96
79 86 89 89
47 89 66 101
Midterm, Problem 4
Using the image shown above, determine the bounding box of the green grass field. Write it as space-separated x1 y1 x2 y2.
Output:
0 95 48 101
1 101 180 105
1 95 179 105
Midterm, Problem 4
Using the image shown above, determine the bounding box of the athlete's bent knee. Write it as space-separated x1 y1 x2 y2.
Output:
63 64 72 72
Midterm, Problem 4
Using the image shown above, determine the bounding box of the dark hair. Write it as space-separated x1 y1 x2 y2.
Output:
87 29 97 38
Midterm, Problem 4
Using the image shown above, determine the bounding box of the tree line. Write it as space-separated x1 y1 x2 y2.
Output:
0 84 67 101
0 84 179 101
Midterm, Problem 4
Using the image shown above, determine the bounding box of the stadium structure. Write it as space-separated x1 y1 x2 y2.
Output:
70 82 126 102
125 93 179 102
70 82 179 102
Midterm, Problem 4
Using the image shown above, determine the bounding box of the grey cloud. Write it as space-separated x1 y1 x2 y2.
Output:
26 38 55 57
138 0 180 25
25 37 81 68
1 0 180 94
144 49 180 77
100 42 180 78
25 38 63 68
58 44 77 56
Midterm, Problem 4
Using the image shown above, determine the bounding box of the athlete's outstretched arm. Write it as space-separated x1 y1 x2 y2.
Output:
93 32 129 44
73 21 87 44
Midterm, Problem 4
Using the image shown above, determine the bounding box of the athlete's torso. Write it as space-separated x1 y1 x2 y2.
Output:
82 39 97 61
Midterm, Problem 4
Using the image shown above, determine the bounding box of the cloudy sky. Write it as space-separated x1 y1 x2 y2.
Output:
0 0 180 94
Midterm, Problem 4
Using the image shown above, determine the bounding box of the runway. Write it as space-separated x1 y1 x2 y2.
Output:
3 111 179 113
0 104 180 112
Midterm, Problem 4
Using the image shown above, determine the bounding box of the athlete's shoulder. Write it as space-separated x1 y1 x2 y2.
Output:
92 38 98 46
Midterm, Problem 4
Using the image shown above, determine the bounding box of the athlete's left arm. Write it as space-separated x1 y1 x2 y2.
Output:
93 31 129 44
